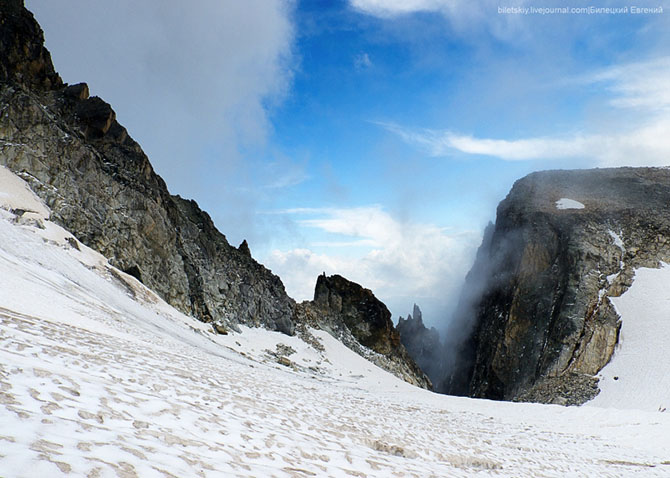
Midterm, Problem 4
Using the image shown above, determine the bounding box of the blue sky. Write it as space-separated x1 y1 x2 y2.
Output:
27 0 670 328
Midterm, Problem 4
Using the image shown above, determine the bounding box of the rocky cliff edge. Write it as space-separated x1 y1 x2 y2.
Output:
450 168 670 404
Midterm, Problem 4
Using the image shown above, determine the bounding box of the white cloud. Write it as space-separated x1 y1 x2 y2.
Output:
443 133 590 160
29 0 294 153
262 206 480 322
350 0 462 17
298 206 398 245
381 57 670 167
354 52 373 69
27 0 296 245
588 57 670 112
349 0 534 39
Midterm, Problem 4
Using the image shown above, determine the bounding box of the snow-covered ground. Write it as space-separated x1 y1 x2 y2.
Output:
590 264 670 412
1 165 670 477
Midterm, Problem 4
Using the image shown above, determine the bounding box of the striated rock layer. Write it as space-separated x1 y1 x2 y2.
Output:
0 1 429 388
450 168 670 404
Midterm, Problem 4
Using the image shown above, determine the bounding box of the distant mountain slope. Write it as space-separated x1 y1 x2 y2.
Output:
297 275 432 389
2 165 670 477
396 304 446 390
447 168 670 405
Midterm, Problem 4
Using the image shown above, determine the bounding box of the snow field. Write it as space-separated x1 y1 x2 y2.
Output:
1 166 670 477
590 263 670 412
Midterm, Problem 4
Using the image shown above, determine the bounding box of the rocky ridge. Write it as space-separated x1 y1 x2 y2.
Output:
296 275 432 389
0 1 429 388
396 304 446 391
449 168 670 404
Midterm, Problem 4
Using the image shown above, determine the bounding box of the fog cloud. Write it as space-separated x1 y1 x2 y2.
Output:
27 0 296 245
262 206 480 324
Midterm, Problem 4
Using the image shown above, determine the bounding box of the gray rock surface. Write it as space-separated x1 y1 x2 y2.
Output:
450 168 670 404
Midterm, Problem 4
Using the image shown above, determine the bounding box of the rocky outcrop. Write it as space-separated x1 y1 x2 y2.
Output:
0 0 295 334
0 0 62 90
451 168 670 404
313 274 400 355
295 275 432 389
396 305 446 391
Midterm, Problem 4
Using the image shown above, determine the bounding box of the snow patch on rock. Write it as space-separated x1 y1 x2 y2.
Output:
0 165 50 218
555 198 585 210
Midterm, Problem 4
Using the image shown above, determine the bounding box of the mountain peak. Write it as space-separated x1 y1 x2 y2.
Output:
0 0 62 90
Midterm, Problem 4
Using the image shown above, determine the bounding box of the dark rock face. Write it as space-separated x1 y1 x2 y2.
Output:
0 1 62 90
453 168 670 404
63 82 89 100
396 304 446 390
238 240 251 257
441 222 495 395
313 274 400 355
298 274 432 389
74 96 116 139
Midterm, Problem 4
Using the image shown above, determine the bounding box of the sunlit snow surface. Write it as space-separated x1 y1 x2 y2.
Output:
555 198 585 209
590 264 670 412
1 166 670 477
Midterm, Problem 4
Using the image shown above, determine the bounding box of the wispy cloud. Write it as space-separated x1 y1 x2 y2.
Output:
380 57 670 166
262 205 480 322
349 0 535 39
350 0 464 18
260 158 310 190
354 52 373 70
297 206 397 246
586 57 670 112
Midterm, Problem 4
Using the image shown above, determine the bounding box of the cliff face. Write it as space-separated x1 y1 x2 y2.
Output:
453 168 670 404
0 0 62 90
0 2 429 387
0 2 295 333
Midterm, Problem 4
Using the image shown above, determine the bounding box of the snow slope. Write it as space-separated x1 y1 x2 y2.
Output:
1 166 670 477
590 264 670 412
